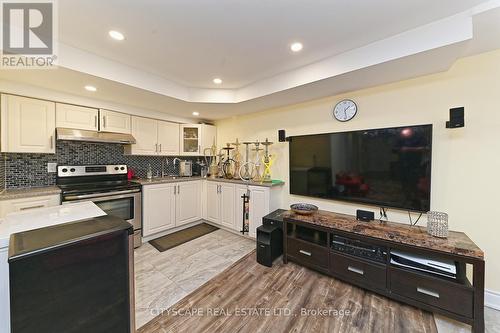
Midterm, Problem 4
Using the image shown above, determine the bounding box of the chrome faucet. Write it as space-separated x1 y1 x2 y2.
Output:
161 158 170 177
172 158 181 175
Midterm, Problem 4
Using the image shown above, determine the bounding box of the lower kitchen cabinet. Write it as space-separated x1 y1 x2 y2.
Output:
204 181 281 236
176 181 202 226
205 181 220 224
247 186 271 238
143 181 202 237
220 183 235 229
143 183 176 236
205 182 237 231
0 194 60 218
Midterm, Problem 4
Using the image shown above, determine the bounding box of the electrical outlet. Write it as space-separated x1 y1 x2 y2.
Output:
47 163 57 173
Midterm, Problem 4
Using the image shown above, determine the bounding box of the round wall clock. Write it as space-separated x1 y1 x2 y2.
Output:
333 99 357 122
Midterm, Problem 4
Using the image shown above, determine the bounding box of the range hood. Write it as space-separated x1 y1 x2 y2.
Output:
56 128 136 144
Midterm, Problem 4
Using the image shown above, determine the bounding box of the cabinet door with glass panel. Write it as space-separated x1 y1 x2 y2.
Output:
179 124 202 155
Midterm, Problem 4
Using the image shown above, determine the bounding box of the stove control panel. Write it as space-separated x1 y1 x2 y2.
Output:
58 165 128 177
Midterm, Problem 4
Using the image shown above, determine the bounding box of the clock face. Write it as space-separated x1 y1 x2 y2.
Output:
333 99 357 122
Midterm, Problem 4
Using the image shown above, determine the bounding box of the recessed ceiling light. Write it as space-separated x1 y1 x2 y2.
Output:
213 78 222 85
192 111 200 116
290 42 303 52
84 85 97 92
109 30 125 41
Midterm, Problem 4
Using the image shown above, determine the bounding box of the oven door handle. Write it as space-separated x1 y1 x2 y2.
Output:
64 189 141 201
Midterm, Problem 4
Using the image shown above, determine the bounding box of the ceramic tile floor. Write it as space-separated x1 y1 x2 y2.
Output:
134 228 256 328
134 228 500 332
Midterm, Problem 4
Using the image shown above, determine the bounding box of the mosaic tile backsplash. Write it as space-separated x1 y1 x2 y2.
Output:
2 141 201 189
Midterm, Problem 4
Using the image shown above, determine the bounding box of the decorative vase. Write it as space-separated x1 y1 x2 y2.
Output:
427 211 448 238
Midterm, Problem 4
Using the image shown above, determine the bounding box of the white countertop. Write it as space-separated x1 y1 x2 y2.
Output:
0 202 106 249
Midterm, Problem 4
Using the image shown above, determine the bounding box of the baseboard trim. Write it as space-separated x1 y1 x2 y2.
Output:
485 289 500 310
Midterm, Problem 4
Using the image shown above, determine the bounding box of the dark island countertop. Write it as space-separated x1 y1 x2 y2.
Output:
283 210 484 260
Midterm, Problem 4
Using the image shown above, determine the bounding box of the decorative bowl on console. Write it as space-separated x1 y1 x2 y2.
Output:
290 203 319 215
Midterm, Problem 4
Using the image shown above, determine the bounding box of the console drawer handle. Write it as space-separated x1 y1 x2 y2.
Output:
347 266 364 275
299 250 311 257
417 287 440 299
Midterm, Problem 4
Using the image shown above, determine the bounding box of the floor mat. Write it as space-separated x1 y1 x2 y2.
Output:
149 222 219 252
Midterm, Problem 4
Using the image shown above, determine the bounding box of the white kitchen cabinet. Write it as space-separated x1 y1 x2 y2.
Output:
126 116 180 156
0 194 61 218
180 124 202 156
157 121 180 155
1 94 56 154
248 186 270 238
179 124 217 156
176 181 202 226
201 124 217 151
143 183 176 236
205 181 281 236
100 109 131 134
56 103 99 131
126 116 158 155
204 181 239 231
220 183 236 229
143 181 202 237
205 181 220 223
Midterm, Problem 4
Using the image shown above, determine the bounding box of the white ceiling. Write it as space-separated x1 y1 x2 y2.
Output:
1 0 500 120
59 0 487 89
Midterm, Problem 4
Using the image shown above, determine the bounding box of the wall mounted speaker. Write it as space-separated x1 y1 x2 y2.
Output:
278 129 286 142
446 107 465 128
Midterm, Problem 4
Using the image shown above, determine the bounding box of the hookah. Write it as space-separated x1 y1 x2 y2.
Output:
261 138 275 183
231 139 242 179
252 141 263 182
239 141 257 181
204 138 218 179
221 143 236 179
216 149 225 178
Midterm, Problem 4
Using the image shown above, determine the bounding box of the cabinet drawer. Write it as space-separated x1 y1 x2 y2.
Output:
330 252 387 291
287 237 328 269
390 267 473 318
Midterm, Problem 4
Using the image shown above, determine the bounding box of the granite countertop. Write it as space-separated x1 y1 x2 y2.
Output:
134 176 204 185
0 186 62 201
206 177 285 188
136 176 285 187
283 210 484 260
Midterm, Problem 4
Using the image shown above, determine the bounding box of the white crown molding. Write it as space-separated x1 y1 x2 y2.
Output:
0 79 193 124
52 2 499 105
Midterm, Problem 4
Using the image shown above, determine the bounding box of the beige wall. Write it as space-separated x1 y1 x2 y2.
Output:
216 49 500 292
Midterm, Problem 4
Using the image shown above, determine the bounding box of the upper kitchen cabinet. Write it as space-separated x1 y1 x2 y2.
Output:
180 124 216 156
201 124 217 151
99 109 131 134
126 116 158 155
157 121 180 155
180 124 201 156
56 103 99 131
1 94 56 154
125 116 180 156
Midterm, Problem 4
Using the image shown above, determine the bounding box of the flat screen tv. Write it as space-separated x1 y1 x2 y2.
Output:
289 124 432 212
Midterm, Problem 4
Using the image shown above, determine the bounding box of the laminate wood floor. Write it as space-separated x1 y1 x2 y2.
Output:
139 251 438 333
